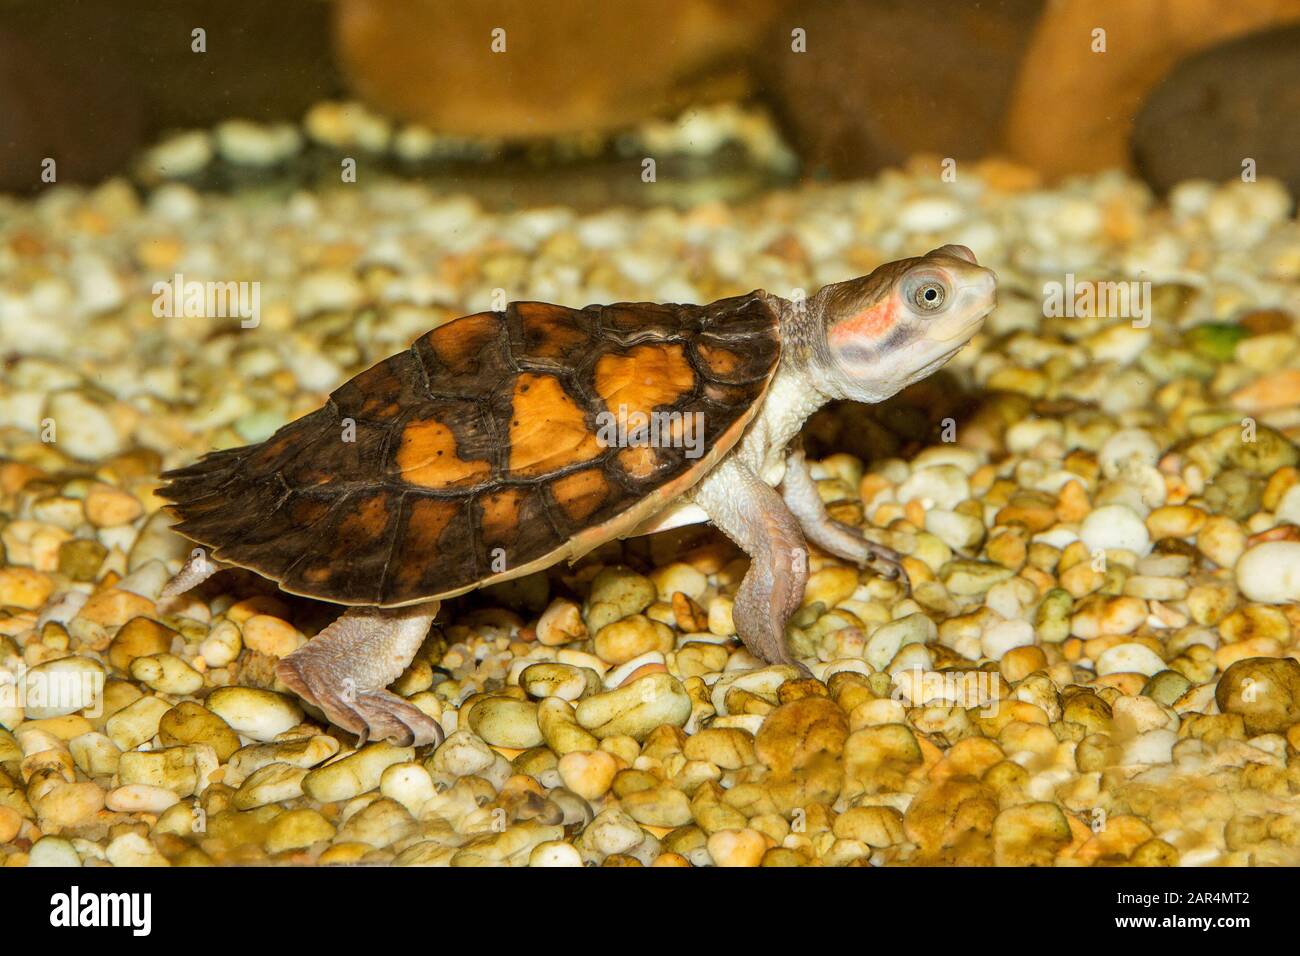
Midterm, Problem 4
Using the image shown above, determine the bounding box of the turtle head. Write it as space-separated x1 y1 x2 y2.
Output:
811 244 996 403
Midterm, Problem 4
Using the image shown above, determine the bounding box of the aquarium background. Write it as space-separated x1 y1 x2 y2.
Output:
0 0 1298 870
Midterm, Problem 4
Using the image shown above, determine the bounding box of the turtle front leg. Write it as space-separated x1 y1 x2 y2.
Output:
781 446 910 592
276 602 443 748
690 458 809 671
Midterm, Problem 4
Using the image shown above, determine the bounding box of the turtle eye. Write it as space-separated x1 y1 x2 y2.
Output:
913 281 946 312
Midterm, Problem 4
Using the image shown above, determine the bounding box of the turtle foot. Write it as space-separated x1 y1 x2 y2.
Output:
276 657 443 748
274 602 443 749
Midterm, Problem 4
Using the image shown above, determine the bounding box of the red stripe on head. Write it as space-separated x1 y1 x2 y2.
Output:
828 295 897 345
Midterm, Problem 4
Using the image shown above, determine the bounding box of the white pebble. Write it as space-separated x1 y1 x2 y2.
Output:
897 464 969 510
1098 429 1160 479
980 619 1035 660
1095 642 1165 677
1236 541 1300 604
1080 504 1151 556
1274 485 1300 526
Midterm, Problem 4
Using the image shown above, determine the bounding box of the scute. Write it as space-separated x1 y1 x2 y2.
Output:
159 293 781 606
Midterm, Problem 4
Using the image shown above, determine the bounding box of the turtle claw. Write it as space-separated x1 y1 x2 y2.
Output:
864 543 911 595
276 656 444 749
349 689 444 748
822 519 910 593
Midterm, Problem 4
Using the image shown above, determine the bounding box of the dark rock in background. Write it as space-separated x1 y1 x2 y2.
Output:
1133 25 1300 197
758 0 1043 178
0 26 143 191
1003 0 1300 181
0 0 340 192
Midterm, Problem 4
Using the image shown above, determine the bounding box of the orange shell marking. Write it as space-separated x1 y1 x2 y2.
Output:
552 467 610 523
829 295 897 344
392 497 460 589
595 343 696 418
338 491 391 543
396 418 492 489
508 373 603 476
616 445 661 480
479 486 525 545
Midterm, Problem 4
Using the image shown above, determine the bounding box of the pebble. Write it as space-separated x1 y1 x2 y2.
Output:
105 831 170 867
130 653 204 695
105 696 172 750
1096 643 1167 677
226 735 340 786
585 567 657 633
755 697 848 777
28 836 82 867
593 614 675 664
265 809 336 853
380 762 436 814
519 662 594 701
580 808 645 858
84 484 143 527
467 697 544 748
21 656 105 719
1235 541 1300 603
1080 504 1151 556
981 619 1036 660
535 597 587 646
233 762 309 810
118 745 216 796
1215 657 1300 735
530 841 583 867
106 783 181 814
430 730 496 778
575 673 691 741
865 613 934 670
557 750 619 800
45 392 125 461
302 743 415 802
537 698 601 754
108 616 176 671
706 828 768 867
199 619 244 667
206 687 304 742
0 567 54 609
241 615 306 658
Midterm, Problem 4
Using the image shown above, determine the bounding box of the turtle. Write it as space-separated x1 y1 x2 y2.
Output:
159 244 997 747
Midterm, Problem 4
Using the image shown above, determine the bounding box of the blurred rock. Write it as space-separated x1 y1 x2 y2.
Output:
1133 25 1300 197
333 0 781 138
0 26 143 191
759 0 1042 178
1004 0 1300 179
0 0 339 192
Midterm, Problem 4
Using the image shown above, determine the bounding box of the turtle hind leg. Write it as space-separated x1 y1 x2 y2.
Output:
276 601 444 748
161 549 227 599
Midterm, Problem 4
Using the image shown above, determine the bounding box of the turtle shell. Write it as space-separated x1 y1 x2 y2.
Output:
159 293 781 606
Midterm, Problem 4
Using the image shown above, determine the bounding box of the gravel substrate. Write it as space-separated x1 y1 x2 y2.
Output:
2 155 1300 867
